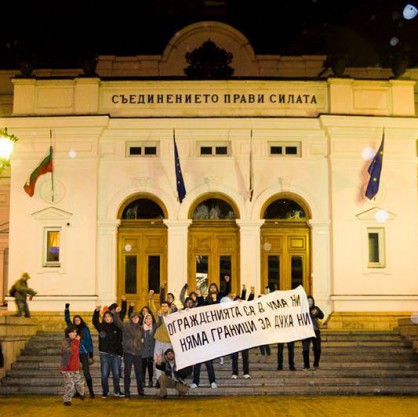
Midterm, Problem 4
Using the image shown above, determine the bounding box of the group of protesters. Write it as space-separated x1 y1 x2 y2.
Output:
60 277 323 405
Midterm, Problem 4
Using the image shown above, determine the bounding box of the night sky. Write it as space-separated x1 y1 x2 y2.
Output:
1 0 417 70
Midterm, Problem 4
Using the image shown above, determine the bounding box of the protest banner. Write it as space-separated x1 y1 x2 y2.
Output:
164 285 315 369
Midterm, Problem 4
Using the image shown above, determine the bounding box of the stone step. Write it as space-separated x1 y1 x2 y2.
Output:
6 364 418 380
3 369 418 386
3 328 418 397
23 340 407 352
19 345 410 358
1 383 418 396
13 352 417 365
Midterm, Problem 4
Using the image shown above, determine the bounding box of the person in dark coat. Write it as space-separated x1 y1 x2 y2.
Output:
92 306 124 398
302 295 324 370
65 303 95 398
228 286 251 379
155 348 192 399
141 313 157 387
114 308 144 397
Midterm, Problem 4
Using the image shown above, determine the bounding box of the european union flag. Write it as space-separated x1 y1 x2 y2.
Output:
365 133 384 200
174 133 186 203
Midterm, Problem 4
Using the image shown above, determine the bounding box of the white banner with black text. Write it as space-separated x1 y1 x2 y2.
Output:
164 285 315 369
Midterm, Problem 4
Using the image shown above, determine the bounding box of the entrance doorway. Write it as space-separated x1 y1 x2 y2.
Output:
260 195 311 294
188 195 239 297
117 196 167 309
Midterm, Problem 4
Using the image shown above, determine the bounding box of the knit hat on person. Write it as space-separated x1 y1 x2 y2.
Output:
130 311 141 320
103 310 113 320
108 303 118 311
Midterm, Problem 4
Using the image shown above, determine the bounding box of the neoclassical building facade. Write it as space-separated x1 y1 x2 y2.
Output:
1 22 417 323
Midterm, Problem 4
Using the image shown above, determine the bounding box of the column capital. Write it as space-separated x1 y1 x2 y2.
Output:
98 219 120 231
235 219 265 230
163 219 192 230
307 219 331 229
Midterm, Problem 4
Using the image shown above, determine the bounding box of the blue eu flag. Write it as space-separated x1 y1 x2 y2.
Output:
174 133 186 203
365 133 384 200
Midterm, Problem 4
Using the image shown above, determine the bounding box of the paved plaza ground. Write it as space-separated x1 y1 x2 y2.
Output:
1 395 418 417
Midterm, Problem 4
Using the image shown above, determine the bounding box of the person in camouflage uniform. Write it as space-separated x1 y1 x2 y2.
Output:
12 272 37 318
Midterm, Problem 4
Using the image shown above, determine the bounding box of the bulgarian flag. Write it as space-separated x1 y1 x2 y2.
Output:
23 146 53 197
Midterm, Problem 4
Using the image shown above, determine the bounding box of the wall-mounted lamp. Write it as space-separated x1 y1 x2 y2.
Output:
0 128 18 174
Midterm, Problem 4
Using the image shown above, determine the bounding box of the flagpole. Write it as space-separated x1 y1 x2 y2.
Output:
249 129 254 202
173 129 186 203
50 129 55 203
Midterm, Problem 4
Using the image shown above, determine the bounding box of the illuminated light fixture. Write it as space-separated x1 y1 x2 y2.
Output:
0 128 18 174
390 36 399 46
403 4 418 20
361 146 375 161
374 209 389 223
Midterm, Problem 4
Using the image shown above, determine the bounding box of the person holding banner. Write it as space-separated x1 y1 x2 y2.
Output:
149 290 173 387
227 284 254 379
277 342 296 371
186 290 218 390
207 275 231 366
155 349 192 399
221 288 251 380
258 287 272 358
302 296 324 370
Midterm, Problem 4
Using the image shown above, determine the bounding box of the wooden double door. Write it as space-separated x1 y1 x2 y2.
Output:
117 221 167 309
188 221 239 297
261 223 311 294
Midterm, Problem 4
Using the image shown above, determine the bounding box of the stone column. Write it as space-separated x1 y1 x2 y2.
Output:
97 220 120 306
236 220 264 296
308 220 332 317
163 219 192 300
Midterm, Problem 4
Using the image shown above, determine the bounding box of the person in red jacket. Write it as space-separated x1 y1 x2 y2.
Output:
60 325 85 406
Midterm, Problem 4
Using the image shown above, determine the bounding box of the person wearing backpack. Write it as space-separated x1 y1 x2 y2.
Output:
10 272 37 318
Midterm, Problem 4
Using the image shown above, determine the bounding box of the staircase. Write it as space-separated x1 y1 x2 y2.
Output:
1 330 418 396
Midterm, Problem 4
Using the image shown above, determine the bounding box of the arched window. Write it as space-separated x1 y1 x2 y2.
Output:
121 198 165 220
192 198 236 220
263 198 306 220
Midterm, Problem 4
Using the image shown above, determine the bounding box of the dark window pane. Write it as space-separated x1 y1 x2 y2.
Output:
368 233 379 263
215 146 228 155
122 198 165 219
144 146 157 155
196 255 209 296
130 147 142 155
291 256 303 289
125 255 137 294
148 256 160 294
200 146 212 155
263 198 306 220
285 146 298 155
192 198 236 219
268 255 280 292
219 255 231 294
270 146 283 155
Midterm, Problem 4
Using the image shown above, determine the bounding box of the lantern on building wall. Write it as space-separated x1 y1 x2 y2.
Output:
0 128 18 174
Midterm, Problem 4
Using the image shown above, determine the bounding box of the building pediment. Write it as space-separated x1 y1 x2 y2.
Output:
32 206 73 221
356 207 395 222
